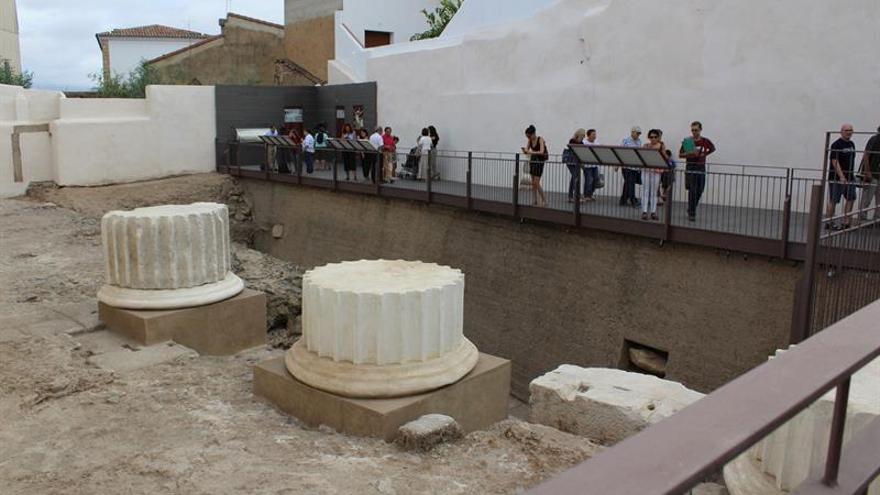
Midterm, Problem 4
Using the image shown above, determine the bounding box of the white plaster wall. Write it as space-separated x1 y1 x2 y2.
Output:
330 0 439 83
442 0 555 38
0 84 62 197
368 0 880 178
108 38 198 77
51 85 216 187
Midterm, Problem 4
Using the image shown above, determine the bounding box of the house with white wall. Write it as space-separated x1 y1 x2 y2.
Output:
96 25 210 80
328 0 440 84
0 0 21 72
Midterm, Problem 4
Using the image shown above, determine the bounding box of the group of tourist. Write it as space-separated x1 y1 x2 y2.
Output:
825 124 880 229
525 122 716 221
264 123 440 184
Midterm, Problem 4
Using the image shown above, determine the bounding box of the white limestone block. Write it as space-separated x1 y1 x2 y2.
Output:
724 353 879 495
97 203 243 309
286 260 479 398
529 365 704 445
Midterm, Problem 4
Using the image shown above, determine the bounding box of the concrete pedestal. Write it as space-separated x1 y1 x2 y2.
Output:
99 289 266 356
254 352 511 441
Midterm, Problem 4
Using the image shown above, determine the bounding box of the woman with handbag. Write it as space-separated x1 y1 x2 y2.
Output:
641 129 667 221
522 125 548 207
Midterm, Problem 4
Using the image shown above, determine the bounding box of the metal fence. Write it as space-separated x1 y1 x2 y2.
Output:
217 140 830 261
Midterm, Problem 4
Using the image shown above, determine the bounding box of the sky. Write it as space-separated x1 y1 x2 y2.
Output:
18 1 284 90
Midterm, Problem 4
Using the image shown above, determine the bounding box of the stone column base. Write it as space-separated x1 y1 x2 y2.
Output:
255 352 511 441
97 273 244 310
285 338 480 399
99 289 266 356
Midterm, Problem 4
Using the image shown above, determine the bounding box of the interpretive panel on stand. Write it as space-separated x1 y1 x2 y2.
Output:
569 144 667 169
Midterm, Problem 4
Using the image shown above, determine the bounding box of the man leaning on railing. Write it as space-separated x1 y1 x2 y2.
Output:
858 126 880 224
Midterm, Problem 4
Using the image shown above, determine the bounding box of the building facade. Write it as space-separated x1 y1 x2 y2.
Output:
0 0 21 73
148 13 322 87
328 0 440 84
96 25 210 80
283 0 343 83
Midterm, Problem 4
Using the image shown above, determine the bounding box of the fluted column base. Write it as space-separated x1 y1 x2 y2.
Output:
98 272 244 310
286 338 479 398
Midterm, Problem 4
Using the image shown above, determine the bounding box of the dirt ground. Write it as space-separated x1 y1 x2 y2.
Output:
0 175 599 494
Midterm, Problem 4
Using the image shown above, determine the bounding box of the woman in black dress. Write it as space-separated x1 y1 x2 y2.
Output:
522 125 548 207
341 123 357 180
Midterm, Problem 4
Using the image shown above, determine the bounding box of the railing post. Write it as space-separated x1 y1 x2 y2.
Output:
427 152 433 204
780 168 793 259
296 147 302 185
822 377 851 486
264 143 271 180
663 169 673 242
513 153 521 217
574 163 581 227
333 150 339 191
374 150 381 195
790 184 824 344
467 152 473 210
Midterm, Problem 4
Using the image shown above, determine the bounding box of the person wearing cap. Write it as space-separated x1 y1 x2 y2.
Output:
620 126 642 208
679 121 716 221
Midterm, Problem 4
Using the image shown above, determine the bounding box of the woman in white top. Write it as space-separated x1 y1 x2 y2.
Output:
417 128 433 181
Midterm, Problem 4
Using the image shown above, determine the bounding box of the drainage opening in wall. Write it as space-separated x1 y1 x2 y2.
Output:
620 340 669 379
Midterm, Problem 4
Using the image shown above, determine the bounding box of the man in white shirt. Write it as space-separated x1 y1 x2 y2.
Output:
302 129 316 174
366 127 384 181
417 128 433 180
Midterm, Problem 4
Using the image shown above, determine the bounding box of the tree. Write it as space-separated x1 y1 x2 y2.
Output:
90 61 163 98
410 0 464 41
0 59 34 88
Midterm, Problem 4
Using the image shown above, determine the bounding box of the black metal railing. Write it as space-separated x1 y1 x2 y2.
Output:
215 140 848 262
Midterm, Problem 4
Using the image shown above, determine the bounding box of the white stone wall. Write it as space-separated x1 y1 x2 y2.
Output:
0 84 216 198
329 0 440 84
366 0 880 178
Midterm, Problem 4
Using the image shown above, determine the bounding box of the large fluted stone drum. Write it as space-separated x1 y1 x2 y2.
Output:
97 203 244 310
286 260 479 398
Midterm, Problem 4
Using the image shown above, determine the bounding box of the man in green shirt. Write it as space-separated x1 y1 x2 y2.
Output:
859 126 880 222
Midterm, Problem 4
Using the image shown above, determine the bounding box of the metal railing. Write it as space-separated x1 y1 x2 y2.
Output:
218 141 832 261
526 298 880 495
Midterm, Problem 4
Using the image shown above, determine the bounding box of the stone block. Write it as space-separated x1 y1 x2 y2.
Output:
254 352 511 441
50 301 104 333
529 365 704 445
99 289 266 356
87 341 198 373
395 414 463 452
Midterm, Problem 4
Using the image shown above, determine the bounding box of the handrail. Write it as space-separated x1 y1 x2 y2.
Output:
340 22 365 49
527 299 880 495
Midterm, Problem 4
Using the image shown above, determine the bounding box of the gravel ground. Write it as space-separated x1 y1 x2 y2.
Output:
0 177 599 494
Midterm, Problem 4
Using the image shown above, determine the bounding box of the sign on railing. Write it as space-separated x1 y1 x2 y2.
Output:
569 144 668 169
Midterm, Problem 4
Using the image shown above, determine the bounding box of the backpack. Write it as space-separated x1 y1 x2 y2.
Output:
562 148 577 165
316 132 326 145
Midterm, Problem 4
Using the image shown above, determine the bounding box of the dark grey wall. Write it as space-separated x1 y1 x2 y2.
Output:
315 82 379 135
215 83 377 142
215 85 316 142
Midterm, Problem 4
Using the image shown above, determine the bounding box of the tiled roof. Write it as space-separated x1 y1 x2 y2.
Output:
146 35 223 64
96 25 210 40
